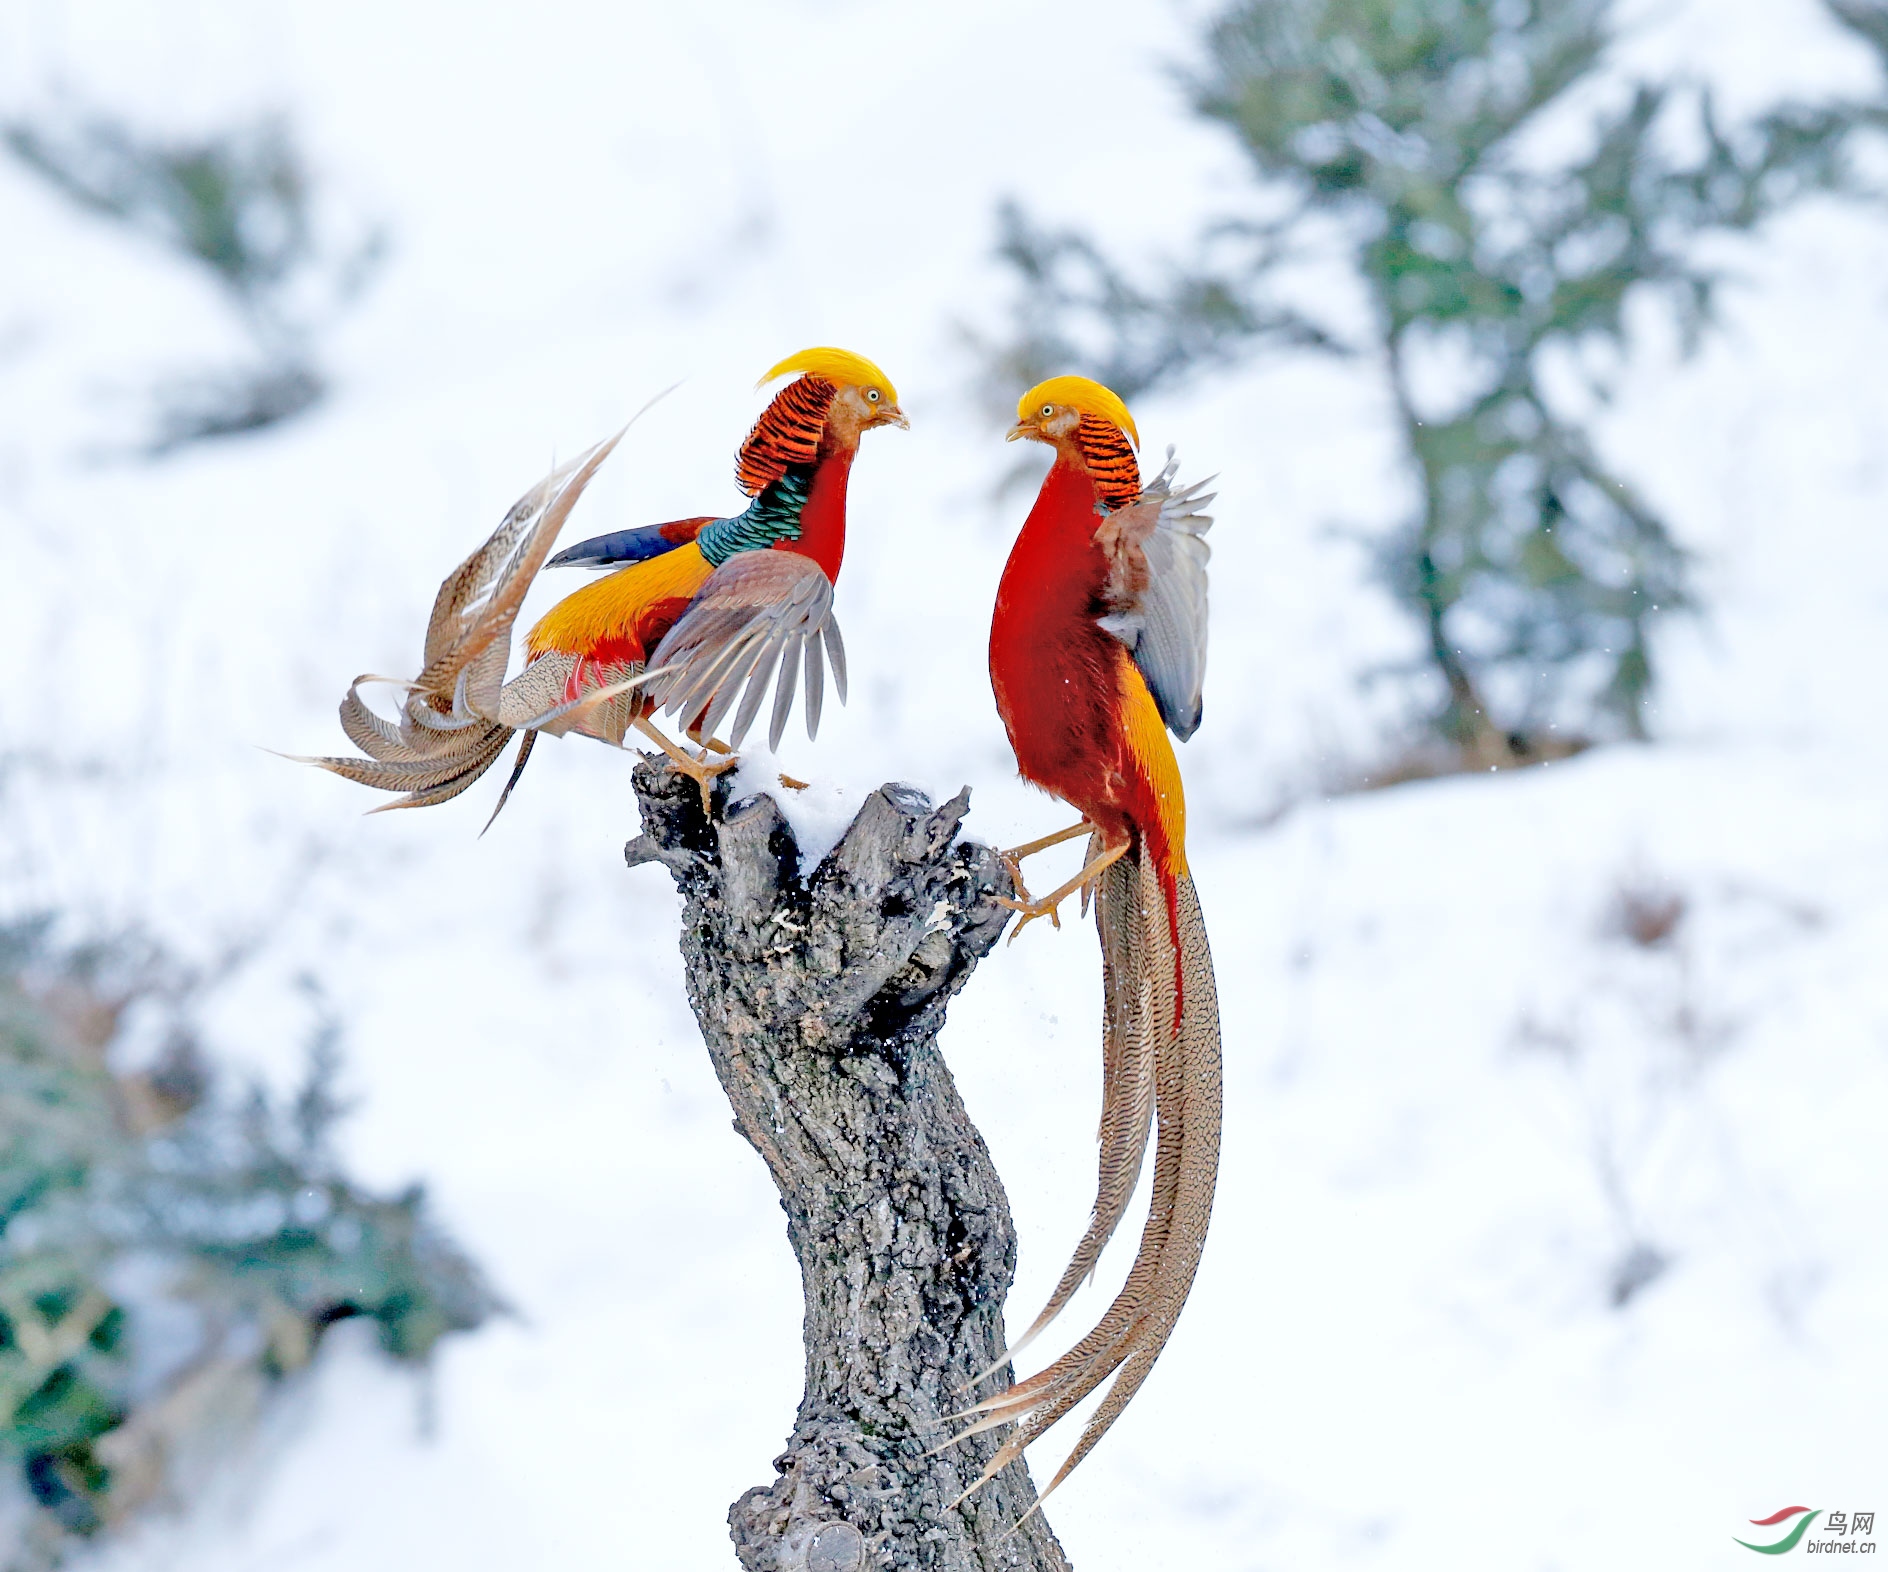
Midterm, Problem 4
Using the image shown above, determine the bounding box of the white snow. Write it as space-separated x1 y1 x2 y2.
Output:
1 0 1884 1568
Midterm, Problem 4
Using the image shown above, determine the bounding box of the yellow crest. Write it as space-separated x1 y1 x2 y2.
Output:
1018 375 1139 449
757 346 898 403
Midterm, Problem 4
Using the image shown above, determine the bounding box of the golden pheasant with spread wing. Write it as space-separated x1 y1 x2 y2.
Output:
297 349 905 821
954 375 1220 1508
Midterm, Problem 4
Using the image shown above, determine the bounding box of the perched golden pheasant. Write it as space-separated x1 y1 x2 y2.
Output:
298 349 905 821
955 376 1219 1507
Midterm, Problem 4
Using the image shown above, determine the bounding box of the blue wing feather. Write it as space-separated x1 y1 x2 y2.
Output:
548 517 708 570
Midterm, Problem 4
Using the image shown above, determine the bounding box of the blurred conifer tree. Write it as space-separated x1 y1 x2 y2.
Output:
988 0 1853 764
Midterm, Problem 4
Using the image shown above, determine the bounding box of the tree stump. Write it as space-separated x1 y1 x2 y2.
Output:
625 761 1071 1572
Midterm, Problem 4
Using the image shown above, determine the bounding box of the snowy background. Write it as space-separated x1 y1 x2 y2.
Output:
1 0 1885 1567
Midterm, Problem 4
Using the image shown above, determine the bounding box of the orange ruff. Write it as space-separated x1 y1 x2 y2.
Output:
736 374 836 496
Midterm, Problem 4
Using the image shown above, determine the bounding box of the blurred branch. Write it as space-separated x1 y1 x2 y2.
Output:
3 106 386 456
972 197 1341 411
1827 0 1888 63
6 117 310 314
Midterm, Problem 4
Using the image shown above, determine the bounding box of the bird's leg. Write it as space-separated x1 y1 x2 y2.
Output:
998 820 1094 914
684 731 739 797
679 704 734 764
997 839 1128 939
633 716 737 813
1001 820 1094 864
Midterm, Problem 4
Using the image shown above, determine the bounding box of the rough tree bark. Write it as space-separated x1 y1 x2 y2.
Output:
624 760 1072 1572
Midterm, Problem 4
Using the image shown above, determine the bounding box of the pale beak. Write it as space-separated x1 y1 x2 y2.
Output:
1006 422 1031 442
882 404 910 430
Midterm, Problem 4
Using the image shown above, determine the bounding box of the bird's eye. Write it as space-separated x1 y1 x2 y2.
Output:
1041 405 1054 417
866 388 880 402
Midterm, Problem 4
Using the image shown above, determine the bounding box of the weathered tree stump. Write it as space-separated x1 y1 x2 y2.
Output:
625 761 1071 1572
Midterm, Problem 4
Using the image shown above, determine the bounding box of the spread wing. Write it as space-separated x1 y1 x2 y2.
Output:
1094 446 1215 740
640 550 848 751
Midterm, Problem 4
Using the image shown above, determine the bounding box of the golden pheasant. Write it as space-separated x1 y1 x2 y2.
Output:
298 349 906 821
954 375 1219 1508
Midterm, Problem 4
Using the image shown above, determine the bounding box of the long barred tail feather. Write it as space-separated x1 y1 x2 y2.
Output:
1039 872 1219 1495
949 851 1220 1508
964 854 1159 1391
293 399 678 821
479 731 538 837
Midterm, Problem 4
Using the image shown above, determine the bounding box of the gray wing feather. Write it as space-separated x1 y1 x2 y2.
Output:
767 633 800 750
729 640 784 747
802 631 825 739
1098 446 1215 741
699 631 773 741
823 619 849 705
643 551 843 751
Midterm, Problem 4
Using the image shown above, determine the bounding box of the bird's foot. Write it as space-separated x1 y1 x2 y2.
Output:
997 820 1101 930
995 866 1067 936
997 840 1129 943
633 717 739 814
673 749 738 815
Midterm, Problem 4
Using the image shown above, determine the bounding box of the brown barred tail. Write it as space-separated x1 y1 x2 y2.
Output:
295 412 672 825
950 853 1221 1511
981 853 1163 1377
1041 870 1219 1494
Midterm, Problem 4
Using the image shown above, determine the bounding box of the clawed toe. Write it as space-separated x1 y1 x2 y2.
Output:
672 750 738 814
995 890 1066 938
996 856 1068 937
996 838 1128 941
631 715 738 814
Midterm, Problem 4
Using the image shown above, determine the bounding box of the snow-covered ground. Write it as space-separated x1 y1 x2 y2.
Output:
2 1 1884 1567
